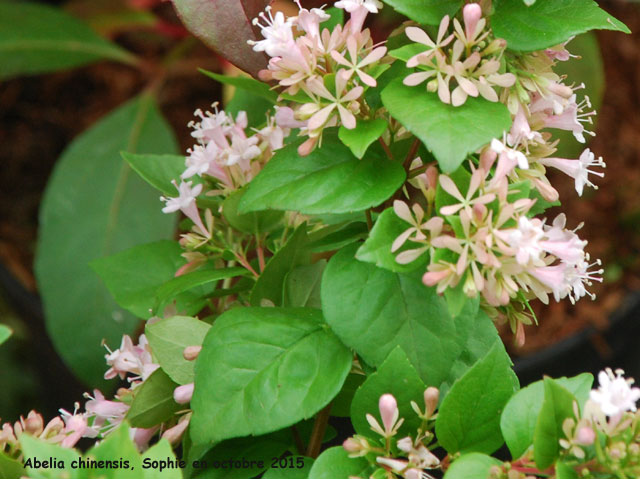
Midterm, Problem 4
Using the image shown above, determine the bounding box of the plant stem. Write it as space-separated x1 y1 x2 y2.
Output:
256 236 266 272
378 137 394 160
291 426 305 455
403 138 420 171
306 403 332 458
365 209 373 231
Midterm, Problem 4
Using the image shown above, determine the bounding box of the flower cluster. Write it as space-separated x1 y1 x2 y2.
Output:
343 389 441 479
250 0 389 154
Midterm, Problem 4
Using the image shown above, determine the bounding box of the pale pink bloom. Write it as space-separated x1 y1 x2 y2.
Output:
343 436 370 457
331 37 387 87
545 38 576 62
438 168 495 216
182 142 219 179
542 94 595 143
161 180 209 238
162 414 191 445
503 216 545 265
104 334 158 381
183 345 202 361
491 138 529 170
293 1 330 38
507 105 541 146
531 263 569 302
590 368 640 417
538 148 605 196
423 262 460 294
376 457 409 473
450 53 481 106
575 425 596 446
189 106 232 146
173 383 195 405
462 3 483 42
249 7 296 58
335 0 382 32
469 59 516 103
305 75 363 130
540 214 587 265
59 407 94 448
224 132 261 166
366 394 403 438
275 106 306 129
563 256 603 303
404 51 452 104
392 201 443 259
130 426 158 451
84 390 129 434
405 18 454 67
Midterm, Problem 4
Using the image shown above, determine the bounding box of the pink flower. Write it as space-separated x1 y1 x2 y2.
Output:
590 368 640 416
537 148 605 196
304 75 363 131
293 2 330 39
405 18 454 67
331 37 387 87
160 180 210 238
335 0 382 33
173 383 194 405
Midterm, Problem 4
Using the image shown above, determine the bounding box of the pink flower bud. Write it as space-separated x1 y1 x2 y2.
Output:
183 345 202 361
132 426 158 451
162 415 190 445
173 383 195 405
343 437 361 452
405 469 423 479
575 426 596 446
24 411 44 435
426 165 439 190
480 148 497 171
423 269 449 287
424 387 439 417
378 394 398 434
515 321 526 348
463 3 483 40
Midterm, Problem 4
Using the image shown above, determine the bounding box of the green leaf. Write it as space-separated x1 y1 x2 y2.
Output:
240 130 405 214
500 373 593 459
91 240 209 319
127 369 182 429
251 225 310 306
322 244 500 396
332 373 366 417
0 325 11 346
200 69 278 104
381 0 463 26
142 440 183 479
0 452 24 479
225 88 275 128
351 347 426 438
533 378 578 470
381 79 512 173
324 7 344 31
356 207 426 273
283 261 326 309
86 423 141 477
222 188 284 235
190 307 352 444
145 316 211 385
308 447 370 479
21 434 81 479
435 342 519 454
172 0 269 77
492 0 629 52
308 222 368 253
35 94 179 386
0 2 135 79
555 462 579 479
122 153 186 196
443 453 502 479
263 457 314 479
154 266 248 315
338 119 387 159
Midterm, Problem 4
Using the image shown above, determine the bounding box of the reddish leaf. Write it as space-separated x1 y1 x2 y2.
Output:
171 0 270 77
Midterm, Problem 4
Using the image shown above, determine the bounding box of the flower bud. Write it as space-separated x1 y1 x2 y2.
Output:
162 414 190 445
183 345 202 361
379 394 398 434
424 387 439 417
463 3 482 40
24 411 44 436
342 437 361 453
405 468 423 479
173 383 195 405
575 425 595 446
396 436 413 453
483 38 507 55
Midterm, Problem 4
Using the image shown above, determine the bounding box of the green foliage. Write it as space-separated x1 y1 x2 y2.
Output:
351 347 426 438
262 457 314 479
190 307 352 444
200 70 278 104
85 424 142 477
145 316 210 385
283 261 326 309
533 378 579 470
21 433 81 479
443 453 502 479
127 369 181 429
0 325 11 346
338 119 388 159
90 240 211 319
500 374 593 459
332 374 366 417
380 0 462 26
0 2 134 79
0 452 24 479
35 93 179 386
122 153 187 197
435 342 519 454
381 79 512 173
222 188 284 235
142 440 183 479
240 130 405 214
308 447 370 479
356 207 427 273
492 0 629 52
322 245 500 396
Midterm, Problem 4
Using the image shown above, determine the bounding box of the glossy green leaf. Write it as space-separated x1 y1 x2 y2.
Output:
555 462 579 479
435 342 519 454
356 207 427 273
308 221 368 253
35 94 179 386
240 130 405 214
122 153 186 196
251 225 310 306
127 369 181 429
533 378 579 470
324 7 344 31
0 2 135 79
381 0 462 26
190 307 352 444
283 261 326 309
0 325 11 346
145 316 211 385
91 240 210 319
308 447 370 479
154 266 248 315
86 423 141 477
500 373 593 459
381 79 512 173
443 453 502 479
200 69 278 103
142 440 183 479
338 119 387 159
332 373 366 417
21 434 81 479
263 457 314 479
492 0 629 52
172 0 269 77
0 452 24 479
322 244 500 396
222 188 284 235
225 87 275 127
351 347 426 438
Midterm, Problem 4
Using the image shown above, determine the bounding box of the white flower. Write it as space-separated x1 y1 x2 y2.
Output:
182 142 219 179
506 217 545 266
249 7 295 58
294 1 330 38
538 148 605 196
334 0 382 13
161 180 202 214
590 368 640 417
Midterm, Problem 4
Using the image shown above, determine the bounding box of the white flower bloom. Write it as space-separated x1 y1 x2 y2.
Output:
161 180 202 214
538 148 605 196
334 0 382 13
249 7 296 58
590 368 640 417
506 217 545 266
182 142 219 179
